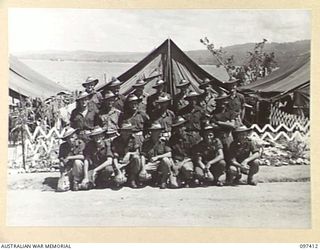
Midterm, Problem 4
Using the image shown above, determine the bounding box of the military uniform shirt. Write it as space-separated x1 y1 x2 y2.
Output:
111 135 140 160
113 94 126 112
152 109 175 133
119 110 149 132
180 104 204 131
141 138 171 161
226 93 245 114
169 132 191 161
229 138 259 162
192 138 223 163
99 107 121 130
70 107 100 130
84 140 113 169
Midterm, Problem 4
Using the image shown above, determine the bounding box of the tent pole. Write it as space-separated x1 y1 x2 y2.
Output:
167 39 174 101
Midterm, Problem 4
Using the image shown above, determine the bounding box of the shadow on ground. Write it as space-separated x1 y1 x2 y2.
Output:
42 177 59 191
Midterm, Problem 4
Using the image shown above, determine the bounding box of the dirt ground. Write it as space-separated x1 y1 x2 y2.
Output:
6 165 310 228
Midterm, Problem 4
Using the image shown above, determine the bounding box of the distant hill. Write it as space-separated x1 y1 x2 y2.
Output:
15 40 310 67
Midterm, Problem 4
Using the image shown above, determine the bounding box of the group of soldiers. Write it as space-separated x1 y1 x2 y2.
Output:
58 75 260 191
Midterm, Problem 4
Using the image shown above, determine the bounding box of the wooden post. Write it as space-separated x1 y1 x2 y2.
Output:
167 38 175 103
21 124 26 170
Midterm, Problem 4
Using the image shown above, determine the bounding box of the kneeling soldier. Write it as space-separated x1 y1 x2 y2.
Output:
168 116 194 188
140 122 173 189
83 126 123 188
111 122 141 189
229 126 260 185
58 127 86 191
192 124 226 186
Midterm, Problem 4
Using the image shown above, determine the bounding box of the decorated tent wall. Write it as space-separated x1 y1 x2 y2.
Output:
97 39 222 96
9 55 67 100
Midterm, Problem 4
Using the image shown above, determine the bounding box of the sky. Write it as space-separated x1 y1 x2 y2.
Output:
8 9 311 53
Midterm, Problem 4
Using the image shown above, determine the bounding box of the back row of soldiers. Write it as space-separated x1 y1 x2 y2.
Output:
58 76 260 191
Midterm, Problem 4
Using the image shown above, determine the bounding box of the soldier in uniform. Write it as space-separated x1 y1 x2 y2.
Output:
104 78 126 112
99 91 121 131
119 94 149 149
83 126 116 189
192 124 226 186
70 92 101 142
178 91 204 146
172 79 190 114
150 95 175 141
229 126 260 186
58 127 86 191
224 79 246 123
111 122 141 188
168 116 194 188
82 76 103 110
211 93 238 184
140 122 173 189
146 79 171 118
198 78 218 114
130 79 148 111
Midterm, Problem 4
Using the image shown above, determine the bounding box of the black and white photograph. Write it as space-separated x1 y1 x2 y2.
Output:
7 9 311 227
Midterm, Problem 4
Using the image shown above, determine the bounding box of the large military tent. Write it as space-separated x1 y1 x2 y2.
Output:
97 39 222 96
239 53 310 104
9 55 67 100
239 53 310 124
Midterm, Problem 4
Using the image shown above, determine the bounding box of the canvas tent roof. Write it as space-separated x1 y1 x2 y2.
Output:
97 39 222 96
239 53 310 99
9 55 67 99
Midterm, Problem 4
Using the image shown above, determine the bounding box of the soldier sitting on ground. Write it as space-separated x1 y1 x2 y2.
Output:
111 122 142 189
229 126 260 186
58 127 86 191
192 124 226 187
140 122 173 189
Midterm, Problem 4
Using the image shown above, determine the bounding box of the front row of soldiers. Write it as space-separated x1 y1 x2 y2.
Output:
58 77 260 191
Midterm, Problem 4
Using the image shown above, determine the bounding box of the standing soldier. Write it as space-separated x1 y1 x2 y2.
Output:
172 79 190 114
70 92 100 142
192 124 226 186
224 79 246 124
168 116 194 188
140 122 173 189
150 95 175 141
58 127 86 191
229 126 260 186
130 79 149 111
146 79 171 118
83 126 115 189
178 91 204 146
111 122 142 188
82 76 103 110
99 91 121 131
119 94 149 149
104 78 126 112
198 78 218 114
